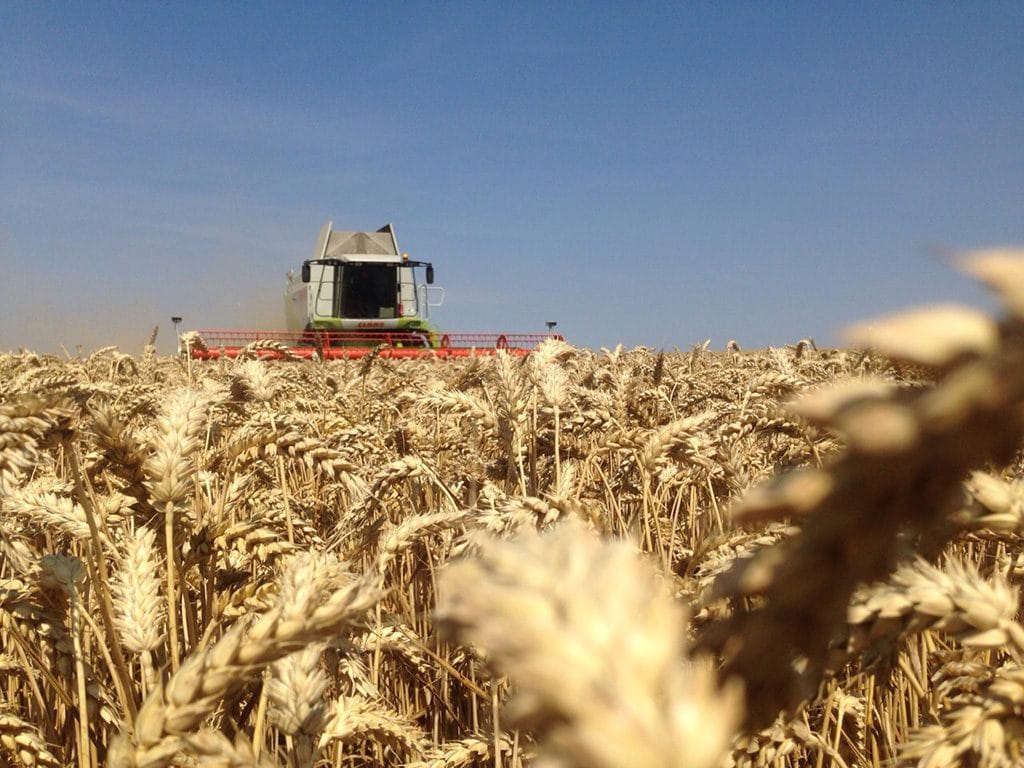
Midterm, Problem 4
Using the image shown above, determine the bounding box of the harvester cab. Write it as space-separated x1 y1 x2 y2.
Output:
285 222 444 343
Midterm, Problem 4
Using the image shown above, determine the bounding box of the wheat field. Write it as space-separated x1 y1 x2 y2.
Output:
1 250 1023 768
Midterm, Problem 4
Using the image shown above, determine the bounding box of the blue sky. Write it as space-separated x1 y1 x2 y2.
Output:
2 2 1021 354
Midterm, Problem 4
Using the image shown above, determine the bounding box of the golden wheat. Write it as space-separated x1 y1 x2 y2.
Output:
0 249 1021 766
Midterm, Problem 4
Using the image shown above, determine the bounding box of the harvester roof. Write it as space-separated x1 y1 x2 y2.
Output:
318 223 400 261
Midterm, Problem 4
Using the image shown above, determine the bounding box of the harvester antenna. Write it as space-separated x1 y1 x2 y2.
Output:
171 316 182 354
546 321 557 331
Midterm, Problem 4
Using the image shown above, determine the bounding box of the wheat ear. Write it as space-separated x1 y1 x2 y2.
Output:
438 521 742 768
0 706 64 768
698 252 1024 728
111 553 381 768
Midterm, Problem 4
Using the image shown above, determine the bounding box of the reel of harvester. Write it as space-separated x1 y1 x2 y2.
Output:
183 329 556 360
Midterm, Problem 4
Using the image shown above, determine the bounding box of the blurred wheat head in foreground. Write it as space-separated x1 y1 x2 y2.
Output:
0 248 1022 768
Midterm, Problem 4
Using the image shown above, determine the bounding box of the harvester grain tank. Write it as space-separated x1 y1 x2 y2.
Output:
186 222 558 359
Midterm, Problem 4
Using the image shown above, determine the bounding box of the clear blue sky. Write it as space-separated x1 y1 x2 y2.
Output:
2 2 1021 354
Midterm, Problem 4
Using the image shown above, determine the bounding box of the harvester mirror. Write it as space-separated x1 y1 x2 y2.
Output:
301 263 311 283
426 265 435 284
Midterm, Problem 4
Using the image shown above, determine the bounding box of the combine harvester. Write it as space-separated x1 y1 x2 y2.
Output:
187 222 560 360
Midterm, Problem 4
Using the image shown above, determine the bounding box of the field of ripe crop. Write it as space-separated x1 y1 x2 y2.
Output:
1 251 1023 768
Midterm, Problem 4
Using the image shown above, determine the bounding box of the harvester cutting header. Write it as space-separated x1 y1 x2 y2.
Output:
186 222 559 360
